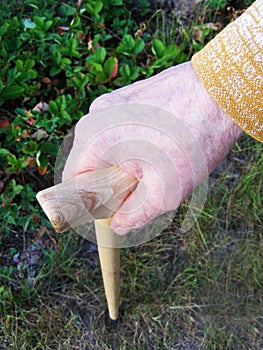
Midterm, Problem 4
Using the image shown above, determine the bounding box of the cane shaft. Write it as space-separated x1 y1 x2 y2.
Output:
95 218 120 321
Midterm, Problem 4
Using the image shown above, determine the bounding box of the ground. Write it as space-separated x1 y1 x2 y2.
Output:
0 1 262 349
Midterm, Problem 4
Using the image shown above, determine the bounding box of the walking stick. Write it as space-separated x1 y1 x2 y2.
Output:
36 165 138 321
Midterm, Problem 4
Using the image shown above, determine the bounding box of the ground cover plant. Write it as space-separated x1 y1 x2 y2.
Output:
0 0 262 349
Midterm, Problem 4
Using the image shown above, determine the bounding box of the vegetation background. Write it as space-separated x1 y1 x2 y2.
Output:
0 0 262 349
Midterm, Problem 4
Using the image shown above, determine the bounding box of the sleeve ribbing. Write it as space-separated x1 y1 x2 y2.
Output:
191 0 263 142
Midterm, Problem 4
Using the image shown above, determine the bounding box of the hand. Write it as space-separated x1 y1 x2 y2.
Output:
63 62 243 234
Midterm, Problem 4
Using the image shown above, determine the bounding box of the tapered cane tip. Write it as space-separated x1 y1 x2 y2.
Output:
109 314 119 322
106 311 119 326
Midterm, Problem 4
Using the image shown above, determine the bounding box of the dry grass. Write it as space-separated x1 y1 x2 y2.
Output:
0 0 262 348
1 135 262 350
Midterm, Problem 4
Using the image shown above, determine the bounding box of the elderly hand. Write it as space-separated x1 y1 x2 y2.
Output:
63 62 242 235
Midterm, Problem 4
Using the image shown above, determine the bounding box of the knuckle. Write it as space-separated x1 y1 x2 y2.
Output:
89 93 111 112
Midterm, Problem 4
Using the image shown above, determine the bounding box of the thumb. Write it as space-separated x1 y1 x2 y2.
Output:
110 170 164 235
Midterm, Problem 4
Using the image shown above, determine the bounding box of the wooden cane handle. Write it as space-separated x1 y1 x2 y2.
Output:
36 165 138 233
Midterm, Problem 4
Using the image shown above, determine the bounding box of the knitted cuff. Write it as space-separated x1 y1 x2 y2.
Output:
191 0 263 142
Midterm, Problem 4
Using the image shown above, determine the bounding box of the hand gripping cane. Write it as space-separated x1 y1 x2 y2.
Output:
36 165 138 321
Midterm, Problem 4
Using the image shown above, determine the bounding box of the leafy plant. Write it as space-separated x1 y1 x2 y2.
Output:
0 0 225 242
0 1 261 349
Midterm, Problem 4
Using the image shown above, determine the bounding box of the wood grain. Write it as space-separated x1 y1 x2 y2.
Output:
36 165 138 232
96 218 120 320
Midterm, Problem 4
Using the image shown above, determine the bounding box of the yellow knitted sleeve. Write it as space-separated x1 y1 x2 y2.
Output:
191 0 263 142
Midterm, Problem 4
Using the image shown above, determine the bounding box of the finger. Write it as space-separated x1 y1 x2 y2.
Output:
110 168 166 235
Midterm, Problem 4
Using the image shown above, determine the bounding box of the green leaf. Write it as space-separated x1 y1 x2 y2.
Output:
69 38 78 50
48 100 58 114
0 148 9 167
0 23 9 38
16 60 24 73
124 65 131 78
134 39 145 55
15 69 37 83
6 154 28 172
0 86 24 100
6 214 16 226
123 35 135 49
59 4 76 17
27 2 40 10
33 16 44 29
61 111 71 121
120 64 131 78
7 67 17 83
36 151 49 168
24 59 35 70
95 47 107 64
52 51 62 65
117 35 138 55
71 77 81 89
130 66 140 81
95 1 103 14
0 148 9 157
80 75 90 89
20 33 31 40
71 50 81 58
25 69 38 80
57 95 67 111
73 66 83 74
88 62 104 75
7 179 23 196
70 15 81 28
60 47 70 56
152 39 165 59
104 57 118 78
44 20 53 31
39 141 59 155
83 2 103 17
22 141 38 155
61 58 71 66
11 17 19 27
50 66 61 76
61 39 80 57
1 48 7 61
64 65 74 78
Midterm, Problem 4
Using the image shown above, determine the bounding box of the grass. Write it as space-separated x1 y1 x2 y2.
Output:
0 1 262 349
1 135 262 349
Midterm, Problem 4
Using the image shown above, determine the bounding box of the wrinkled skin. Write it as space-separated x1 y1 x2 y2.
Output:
63 62 243 234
